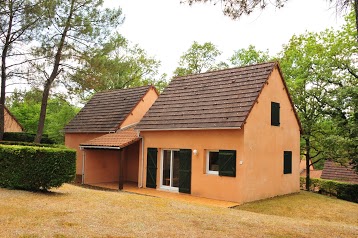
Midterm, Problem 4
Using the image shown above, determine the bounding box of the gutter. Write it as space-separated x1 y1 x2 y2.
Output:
139 135 144 188
137 127 241 131
80 145 121 150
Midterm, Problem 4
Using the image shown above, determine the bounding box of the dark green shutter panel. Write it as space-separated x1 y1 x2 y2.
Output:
284 151 292 174
179 149 192 194
219 150 236 177
271 102 280 126
146 148 157 188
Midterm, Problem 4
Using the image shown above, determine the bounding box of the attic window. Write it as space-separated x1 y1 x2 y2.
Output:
271 102 280 126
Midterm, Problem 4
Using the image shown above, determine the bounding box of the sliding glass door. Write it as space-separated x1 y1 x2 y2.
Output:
161 150 179 191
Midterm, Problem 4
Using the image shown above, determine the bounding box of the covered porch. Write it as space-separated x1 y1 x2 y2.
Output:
80 127 141 189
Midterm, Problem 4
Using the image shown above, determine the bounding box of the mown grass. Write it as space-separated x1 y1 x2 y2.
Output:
0 184 357 238
235 191 358 225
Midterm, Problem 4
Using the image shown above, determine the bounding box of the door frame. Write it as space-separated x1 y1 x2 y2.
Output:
160 149 179 192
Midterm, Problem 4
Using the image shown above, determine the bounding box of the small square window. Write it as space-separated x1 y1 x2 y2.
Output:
206 151 219 175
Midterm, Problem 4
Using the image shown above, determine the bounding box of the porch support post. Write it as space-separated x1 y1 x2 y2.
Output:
118 149 124 190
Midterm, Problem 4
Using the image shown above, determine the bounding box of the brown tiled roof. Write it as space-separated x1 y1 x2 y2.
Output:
80 127 139 148
300 169 322 179
137 62 297 130
64 86 152 133
321 160 358 184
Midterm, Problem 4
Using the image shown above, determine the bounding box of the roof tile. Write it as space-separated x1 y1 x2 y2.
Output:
137 62 277 130
64 86 151 133
321 160 358 184
80 127 139 148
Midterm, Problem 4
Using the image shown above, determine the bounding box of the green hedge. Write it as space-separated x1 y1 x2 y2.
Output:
0 144 76 191
0 140 66 148
300 177 358 203
3 132 55 144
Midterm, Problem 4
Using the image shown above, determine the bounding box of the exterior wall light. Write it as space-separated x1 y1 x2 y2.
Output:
193 149 198 155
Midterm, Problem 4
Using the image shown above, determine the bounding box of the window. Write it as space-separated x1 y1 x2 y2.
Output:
284 151 292 174
271 102 280 126
206 150 236 177
206 151 219 175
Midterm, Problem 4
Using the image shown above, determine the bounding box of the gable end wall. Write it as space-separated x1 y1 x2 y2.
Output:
242 67 300 203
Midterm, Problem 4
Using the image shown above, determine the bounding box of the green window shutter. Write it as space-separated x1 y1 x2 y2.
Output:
179 149 192 194
146 148 157 188
271 102 280 126
219 150 236 177
284 151 292 174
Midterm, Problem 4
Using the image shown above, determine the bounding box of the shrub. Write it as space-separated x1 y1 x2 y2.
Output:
3 132 55 144
300 177 358 203
0 144 76 191
0 140 66 148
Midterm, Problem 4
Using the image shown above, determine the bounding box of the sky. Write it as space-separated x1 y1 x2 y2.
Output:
105 0 346 78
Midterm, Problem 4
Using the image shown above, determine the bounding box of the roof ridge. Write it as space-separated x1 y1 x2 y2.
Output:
173 61 277 80
95 85 152 95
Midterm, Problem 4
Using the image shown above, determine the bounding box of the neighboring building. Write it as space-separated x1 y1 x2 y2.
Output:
299 159 322 179
4 107 23 132
136 62 302 204
321 160 358 184
64 85 158 184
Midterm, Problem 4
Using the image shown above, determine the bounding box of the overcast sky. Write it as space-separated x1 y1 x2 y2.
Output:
107 0 345 78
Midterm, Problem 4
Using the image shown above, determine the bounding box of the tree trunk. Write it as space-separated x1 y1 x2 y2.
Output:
34 81 51 143
0 48 7 141
34 0 75 143
355 0 358 42
305 138 311 191
0 3 13 141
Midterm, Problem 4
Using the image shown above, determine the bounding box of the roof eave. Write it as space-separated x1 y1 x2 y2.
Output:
137 126 242 132
80 145 121 150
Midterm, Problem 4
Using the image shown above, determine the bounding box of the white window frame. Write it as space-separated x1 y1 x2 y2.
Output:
160 149 179 192
206 150 219 175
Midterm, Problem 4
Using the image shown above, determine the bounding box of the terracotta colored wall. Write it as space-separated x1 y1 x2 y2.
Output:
65 133 105 175
120 87 158 129
83 142 139 184
241 68 301 203
139 68 300 204
4 110 22 132
140 129 245 202
84 150 119 184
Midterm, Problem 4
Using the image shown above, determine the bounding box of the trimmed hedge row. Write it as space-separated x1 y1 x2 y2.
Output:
0 140 66 148
3 132 55 144
0 144 76 191
300 177 358 203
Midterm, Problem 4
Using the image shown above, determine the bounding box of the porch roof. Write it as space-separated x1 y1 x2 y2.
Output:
80 127 140 149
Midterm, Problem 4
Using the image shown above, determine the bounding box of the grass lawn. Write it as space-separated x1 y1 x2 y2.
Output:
0 184 357 238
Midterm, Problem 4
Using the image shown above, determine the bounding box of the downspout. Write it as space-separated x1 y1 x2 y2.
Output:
139 135 144 188
81 148 86 184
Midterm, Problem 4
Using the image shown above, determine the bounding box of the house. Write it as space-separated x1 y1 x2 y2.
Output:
299 159 322 179
136 61 302 204
321 160 358 184
4 106 23 132
64 85 158 184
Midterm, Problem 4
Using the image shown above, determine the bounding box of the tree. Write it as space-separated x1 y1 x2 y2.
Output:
280 10 358 189
31 0 123 143
0 0 44 140
70 33 166 99
7 88 79 144
174 41 227 77
229 45 271 66
184 0 358 41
